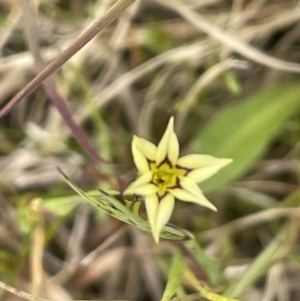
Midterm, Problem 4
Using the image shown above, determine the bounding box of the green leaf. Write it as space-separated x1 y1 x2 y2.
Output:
193 82 300 193
160 253 184 301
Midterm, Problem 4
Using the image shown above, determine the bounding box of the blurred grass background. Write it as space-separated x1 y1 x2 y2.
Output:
0 0 300 300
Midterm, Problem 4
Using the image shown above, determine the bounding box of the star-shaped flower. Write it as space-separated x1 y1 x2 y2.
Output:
123 117 232 243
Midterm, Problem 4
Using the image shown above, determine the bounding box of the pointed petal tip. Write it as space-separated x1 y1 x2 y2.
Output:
222 158 233 166
168 116 175 126
132 135 157 172
210 203 218 212
156 116 179 166
165 116 175 135
150 220 161 243
132 134 145 148
199 198 218 212
132 134 139 143
153 232 160 244
153 194 175 244
167 116 176 135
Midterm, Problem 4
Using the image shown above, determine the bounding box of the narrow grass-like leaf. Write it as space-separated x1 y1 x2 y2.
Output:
58 168 193 241
225 190 300 298
184 239 225 286
161 252 184 301
226 221 299 298
192 82 300 193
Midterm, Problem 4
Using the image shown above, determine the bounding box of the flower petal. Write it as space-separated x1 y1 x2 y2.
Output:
170 177 217 211
145 194 159 241
156 117 179 166
154 194 175 243
123 171 158 196
177 154 233 183
132 135 157 173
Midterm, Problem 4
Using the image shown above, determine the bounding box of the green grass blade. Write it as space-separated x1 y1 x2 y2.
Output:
225 190 300 298
161 252 184 301
225 223 294 298
184 239 225 286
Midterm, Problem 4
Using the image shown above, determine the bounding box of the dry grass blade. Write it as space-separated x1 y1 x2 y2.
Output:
175 58 248 132
50 207 90 285
154 0 300 73
0 280 48 301
202 207 300 240
75 42 212 124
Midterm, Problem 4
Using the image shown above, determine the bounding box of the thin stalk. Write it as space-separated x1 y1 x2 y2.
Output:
0 0 135 117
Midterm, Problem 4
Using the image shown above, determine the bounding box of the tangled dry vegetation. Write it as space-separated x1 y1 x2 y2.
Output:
0 0 300 301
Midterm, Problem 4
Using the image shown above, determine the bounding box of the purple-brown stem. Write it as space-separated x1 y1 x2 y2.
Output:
0 0 135 117
5 0 135 162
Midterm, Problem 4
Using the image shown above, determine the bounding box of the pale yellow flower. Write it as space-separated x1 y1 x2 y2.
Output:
124 117 232 243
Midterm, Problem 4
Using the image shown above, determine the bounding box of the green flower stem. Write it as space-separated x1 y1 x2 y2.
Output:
184 239 225 286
